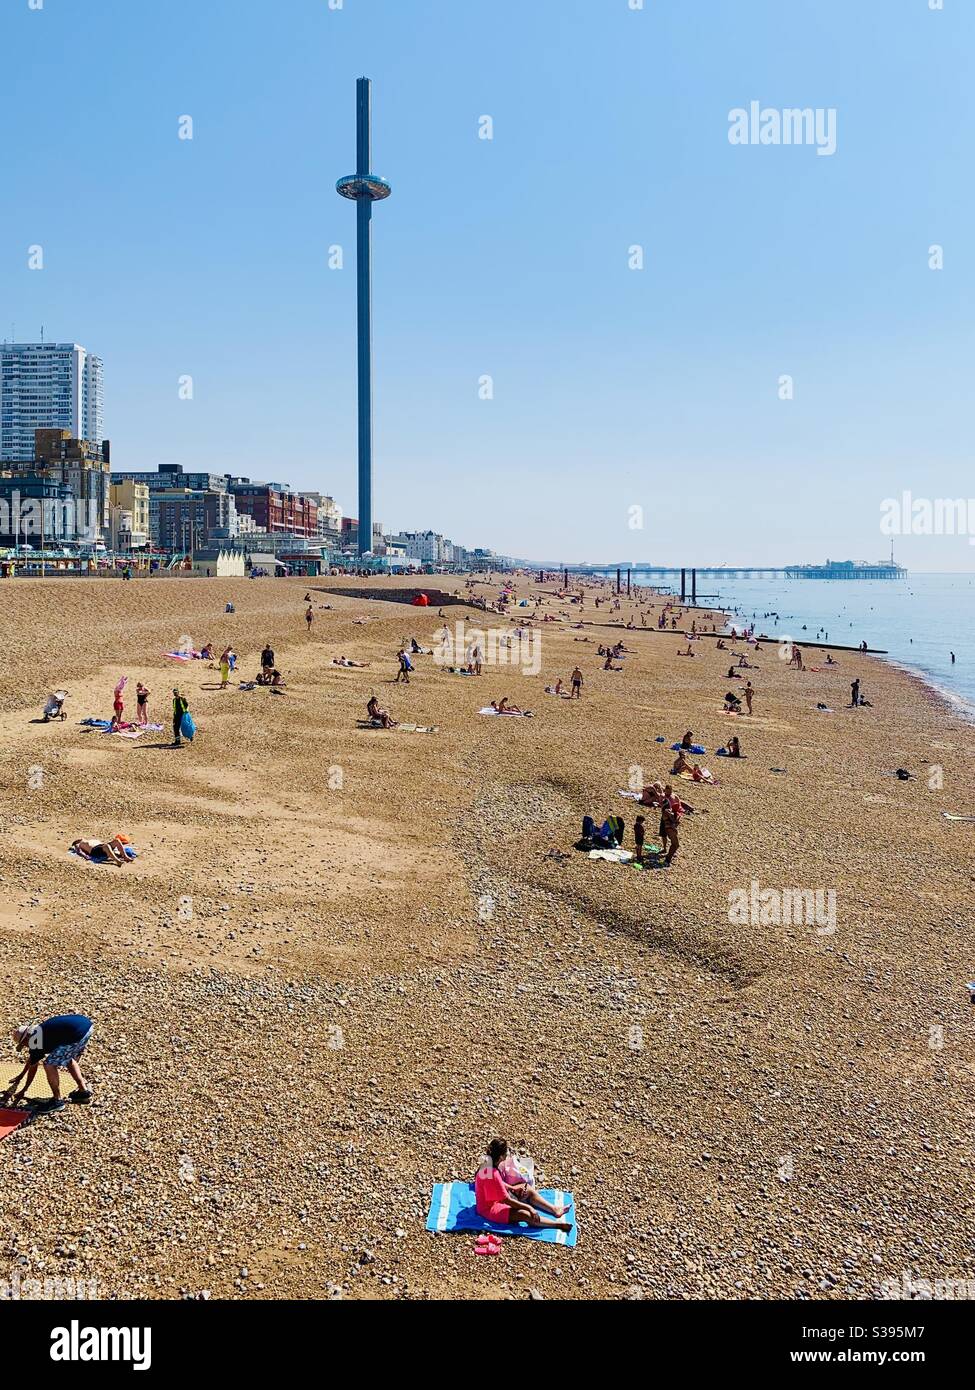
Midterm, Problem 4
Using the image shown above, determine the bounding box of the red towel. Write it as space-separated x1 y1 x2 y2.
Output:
0 1108 27 1142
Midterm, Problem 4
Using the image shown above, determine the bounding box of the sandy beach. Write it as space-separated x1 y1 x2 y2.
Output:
1 573 974 1301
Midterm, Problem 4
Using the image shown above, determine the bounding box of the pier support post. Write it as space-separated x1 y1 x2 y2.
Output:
680 568 686 603
692 568 697 604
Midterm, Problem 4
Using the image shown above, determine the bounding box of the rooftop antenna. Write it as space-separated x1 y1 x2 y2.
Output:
40 325 44 342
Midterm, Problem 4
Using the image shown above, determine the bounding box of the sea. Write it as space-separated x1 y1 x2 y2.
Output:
628 570 975 716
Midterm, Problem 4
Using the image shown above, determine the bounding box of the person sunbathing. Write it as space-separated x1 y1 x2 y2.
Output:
366 696 396 729
333 656 370 667
491 698 523 714
71 836 129 866
679 644 695 656
200 642 215 660
474 1139 572 1231
680 731 695 749
671 750 692 776
728 736 742 757
603 656 623 670
640 780 666 807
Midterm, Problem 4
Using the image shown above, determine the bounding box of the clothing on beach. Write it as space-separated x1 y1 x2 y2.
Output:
27 1014 93 1065
475 1166 512 1224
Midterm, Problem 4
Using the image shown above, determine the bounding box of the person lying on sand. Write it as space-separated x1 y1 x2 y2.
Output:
603 656 623 670
475 1139 572 1232
71 836 130 866
366 696 397 729
333 656 370 668
491 698 524 714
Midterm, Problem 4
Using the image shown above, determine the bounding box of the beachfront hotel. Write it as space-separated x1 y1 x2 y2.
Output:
0 342 104 461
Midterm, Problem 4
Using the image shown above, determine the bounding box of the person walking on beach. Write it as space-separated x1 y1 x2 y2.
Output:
2 1014 94 1111
570 666 584 698
305 605 313 633
261 643 275 679
136 681 149 726
394 648 412 683
172 687 189 746
219 647 232 689
744 681 754 715
851 678 861 708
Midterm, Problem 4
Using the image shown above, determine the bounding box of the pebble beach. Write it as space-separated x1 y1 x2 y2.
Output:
2 573 974 1301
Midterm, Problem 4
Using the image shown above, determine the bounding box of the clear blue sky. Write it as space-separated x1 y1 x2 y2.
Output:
2 0 972 567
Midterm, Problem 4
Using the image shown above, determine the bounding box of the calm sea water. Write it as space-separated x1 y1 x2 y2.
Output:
629 571 975 710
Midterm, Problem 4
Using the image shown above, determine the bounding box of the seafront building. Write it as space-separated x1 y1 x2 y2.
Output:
2 427 111 541
0 343 103 461
108 479 151 551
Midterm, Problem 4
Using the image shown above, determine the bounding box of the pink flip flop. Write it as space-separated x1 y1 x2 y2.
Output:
474 1234 502 1255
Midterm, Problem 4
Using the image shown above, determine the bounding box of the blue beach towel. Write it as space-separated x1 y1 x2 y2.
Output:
81 718 113 730
425 1182 577 1246
671 742 706 755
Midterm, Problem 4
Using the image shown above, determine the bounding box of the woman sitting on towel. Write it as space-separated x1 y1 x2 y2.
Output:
727 736 742 758
366 696 396 729
671 750 692 776
474 1139 572 1232
491 698 522 714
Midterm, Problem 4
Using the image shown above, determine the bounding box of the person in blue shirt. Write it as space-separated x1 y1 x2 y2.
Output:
2 1014 94 1111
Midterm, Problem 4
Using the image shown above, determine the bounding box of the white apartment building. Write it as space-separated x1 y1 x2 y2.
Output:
387 529 450 563
0 343 104 461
